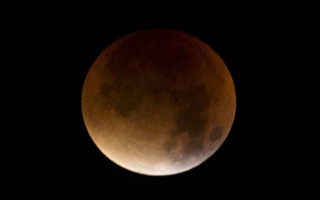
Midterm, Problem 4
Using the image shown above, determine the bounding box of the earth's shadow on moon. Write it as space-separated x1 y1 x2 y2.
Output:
82 29 236 175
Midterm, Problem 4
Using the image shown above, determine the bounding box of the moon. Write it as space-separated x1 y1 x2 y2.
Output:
82 29 236 176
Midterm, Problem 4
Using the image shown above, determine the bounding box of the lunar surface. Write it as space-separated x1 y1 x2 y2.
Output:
82 29 236 176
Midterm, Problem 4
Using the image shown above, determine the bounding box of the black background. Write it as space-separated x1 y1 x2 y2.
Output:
2 1 319 199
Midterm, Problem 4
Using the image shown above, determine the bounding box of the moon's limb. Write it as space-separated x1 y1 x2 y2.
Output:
82 29 236 176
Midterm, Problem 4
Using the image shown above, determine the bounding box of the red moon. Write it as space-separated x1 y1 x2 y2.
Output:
82 29 236 176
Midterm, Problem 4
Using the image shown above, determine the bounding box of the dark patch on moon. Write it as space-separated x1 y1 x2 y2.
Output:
210 126 224 143
100 82 112 97
100 81 143 118
164 84 212 159
174 84 210 139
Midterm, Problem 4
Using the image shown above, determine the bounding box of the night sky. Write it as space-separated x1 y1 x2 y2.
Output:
2 1 319 199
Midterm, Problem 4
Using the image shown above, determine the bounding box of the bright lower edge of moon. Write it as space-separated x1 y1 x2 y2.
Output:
81 29 236 176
